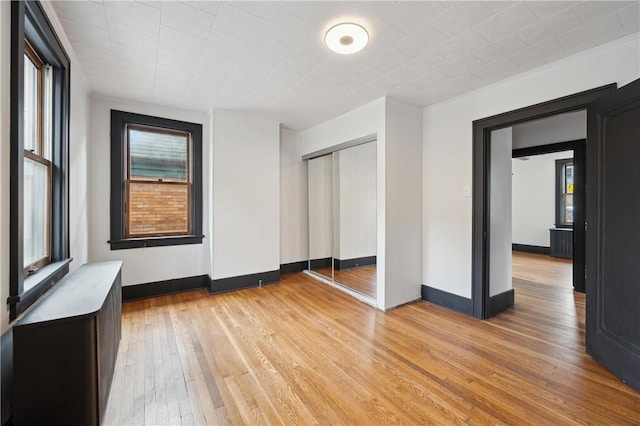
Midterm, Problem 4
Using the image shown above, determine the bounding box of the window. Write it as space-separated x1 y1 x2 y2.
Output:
110 111 203 250
23 40 53 275
556 158 574 228
127 126 190 237
10 1 71 321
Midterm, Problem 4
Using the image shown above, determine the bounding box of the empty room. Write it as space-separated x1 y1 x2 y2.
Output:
1 1 639 425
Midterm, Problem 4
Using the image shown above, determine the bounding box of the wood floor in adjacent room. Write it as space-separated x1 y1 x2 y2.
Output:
512 250 573 288
105 271 639 425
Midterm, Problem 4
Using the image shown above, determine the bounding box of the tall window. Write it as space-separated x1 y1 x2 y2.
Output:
556 158 574 227
110 111 203 250
23 40 52 275
10 0 71 320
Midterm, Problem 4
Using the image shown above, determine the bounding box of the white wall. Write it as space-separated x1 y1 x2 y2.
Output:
308 155 332 261
489 128 512 297
512 151 573 247
212 110 280 279
512 110 586 149
298 98 386 156
1 2 91 333
280 128 307 265
384 99 423 308
423 34 640 299
336 142 377 260
68 52 91 278
88 97 211 286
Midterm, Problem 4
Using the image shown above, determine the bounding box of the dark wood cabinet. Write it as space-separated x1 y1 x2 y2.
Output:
13 261 123 426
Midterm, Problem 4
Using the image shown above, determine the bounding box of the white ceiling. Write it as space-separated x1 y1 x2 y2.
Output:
51 1 639 130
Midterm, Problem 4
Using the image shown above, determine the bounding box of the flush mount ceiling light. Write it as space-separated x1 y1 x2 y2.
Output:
324 23 369 55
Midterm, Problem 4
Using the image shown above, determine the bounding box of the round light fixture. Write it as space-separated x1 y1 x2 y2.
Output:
324 23 369 55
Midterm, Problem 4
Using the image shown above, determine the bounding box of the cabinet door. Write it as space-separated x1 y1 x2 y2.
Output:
14 320 98 426
96 285 117 420
113 271 122 344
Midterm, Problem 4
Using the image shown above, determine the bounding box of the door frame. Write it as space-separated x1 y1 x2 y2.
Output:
471 84 616 319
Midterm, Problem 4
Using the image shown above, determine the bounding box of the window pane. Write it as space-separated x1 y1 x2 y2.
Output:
565 164 574 194
42 65 53 161
129 128 188 181
565 194 574 224
128 182 188 236
23 54 39 153
24 158 49 267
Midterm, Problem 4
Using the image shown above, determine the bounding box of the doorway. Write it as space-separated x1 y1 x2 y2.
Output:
511 144 580 294
471 84 616 320
511 139 585 291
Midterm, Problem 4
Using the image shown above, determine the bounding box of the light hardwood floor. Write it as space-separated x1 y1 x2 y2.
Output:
105 267 639 425
512 250 572 287
312 265 376 297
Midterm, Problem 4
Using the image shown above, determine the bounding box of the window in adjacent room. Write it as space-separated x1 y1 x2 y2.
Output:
556 158 574 227
10 0 71 321
109 111 203 250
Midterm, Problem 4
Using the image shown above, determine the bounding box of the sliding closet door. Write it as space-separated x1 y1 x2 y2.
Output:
306 141 377 301
308 155 333 281
332 142 377 298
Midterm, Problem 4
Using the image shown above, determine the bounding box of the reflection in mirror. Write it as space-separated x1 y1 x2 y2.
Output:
308 155 333 281
332 142 377 298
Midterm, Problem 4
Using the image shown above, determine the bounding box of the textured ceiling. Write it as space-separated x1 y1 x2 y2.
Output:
51 1 639 130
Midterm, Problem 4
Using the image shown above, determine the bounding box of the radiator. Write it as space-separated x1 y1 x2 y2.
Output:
550 228 573 259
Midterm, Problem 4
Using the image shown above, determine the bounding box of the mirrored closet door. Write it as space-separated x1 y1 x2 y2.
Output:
307 140 377 299
308 154 334 281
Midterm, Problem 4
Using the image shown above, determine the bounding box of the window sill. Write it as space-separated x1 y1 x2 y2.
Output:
10 259 72 319
109 235 204 250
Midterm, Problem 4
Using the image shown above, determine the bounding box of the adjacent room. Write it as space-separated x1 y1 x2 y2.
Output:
1 1 639 425
510 111 585 289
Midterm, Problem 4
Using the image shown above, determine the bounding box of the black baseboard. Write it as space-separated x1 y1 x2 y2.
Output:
335 256 376 271
512 244 550 254
1 328 13 426
280 261 307 275
209 270 280 295
421 285 472 316
489 289 515 317
122 275 210 302
309 257 331 269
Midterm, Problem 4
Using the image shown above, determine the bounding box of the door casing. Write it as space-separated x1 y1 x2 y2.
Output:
471 84 616 319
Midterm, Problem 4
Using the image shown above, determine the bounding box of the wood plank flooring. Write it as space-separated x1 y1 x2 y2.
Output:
311 265 376 297
512 251 572 288
105 271 639 425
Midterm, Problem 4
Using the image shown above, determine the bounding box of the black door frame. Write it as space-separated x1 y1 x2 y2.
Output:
471 84 616 319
